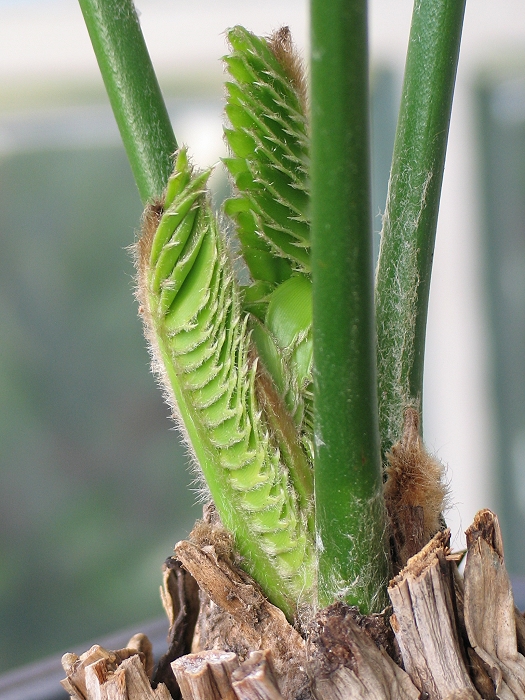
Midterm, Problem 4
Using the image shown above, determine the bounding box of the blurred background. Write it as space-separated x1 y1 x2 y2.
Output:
0 0 525 685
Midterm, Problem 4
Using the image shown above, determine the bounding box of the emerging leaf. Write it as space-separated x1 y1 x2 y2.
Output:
224 26 314 460
136 149 314 617
223 26 310 284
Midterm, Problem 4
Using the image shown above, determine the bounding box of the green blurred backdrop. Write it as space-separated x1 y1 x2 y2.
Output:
0 142 201 672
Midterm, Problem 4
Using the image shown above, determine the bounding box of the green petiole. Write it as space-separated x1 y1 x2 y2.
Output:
375 0 467 459
78 0 177 203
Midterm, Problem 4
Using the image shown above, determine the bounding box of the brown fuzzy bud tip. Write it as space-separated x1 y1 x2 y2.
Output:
267 26 307 109
189 509 235 565
384 407 448 569
135 201 163 291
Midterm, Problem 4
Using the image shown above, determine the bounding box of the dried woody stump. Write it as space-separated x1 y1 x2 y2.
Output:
171 650 239 700
307 602 419 699
463 509 525 699
61 635 171 700
173 523 308 700
61 509 525 700
388 529 480 700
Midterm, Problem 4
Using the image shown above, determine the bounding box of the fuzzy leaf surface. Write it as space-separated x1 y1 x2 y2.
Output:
136 149 315 617
223 25 310 285
223 26 314 460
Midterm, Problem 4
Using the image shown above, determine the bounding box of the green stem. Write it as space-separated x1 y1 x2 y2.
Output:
375 0 466 458
78 0 177 203
311 0 388 612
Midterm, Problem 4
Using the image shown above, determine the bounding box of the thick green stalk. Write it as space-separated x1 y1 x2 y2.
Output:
375 0 466 458
78 0 177 202
311 0 388 612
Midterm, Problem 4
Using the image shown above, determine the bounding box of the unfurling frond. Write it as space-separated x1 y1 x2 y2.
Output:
223 25 310 284
222 26 314 460
136 149 314 618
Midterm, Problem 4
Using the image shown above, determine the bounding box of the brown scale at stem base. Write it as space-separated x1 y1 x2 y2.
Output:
384 406 449 572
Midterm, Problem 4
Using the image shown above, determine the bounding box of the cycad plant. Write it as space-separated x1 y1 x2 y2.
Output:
78 0 465 619
71 1 525 698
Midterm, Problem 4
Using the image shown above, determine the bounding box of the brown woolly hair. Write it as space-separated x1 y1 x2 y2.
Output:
267 26 308 110
134 201 163 313
384 407 449 569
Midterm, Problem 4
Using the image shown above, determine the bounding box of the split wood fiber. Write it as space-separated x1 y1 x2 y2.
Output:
308 602 419 699
171 650 239 700
174 518 309 700
171 650 284 700
388 530 480 699
464 510 525 698
61 639 170 700
154 559 201 697
230 651 284 700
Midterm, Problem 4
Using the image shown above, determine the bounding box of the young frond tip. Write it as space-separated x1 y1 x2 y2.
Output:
267 26 307 109
223 25 310 281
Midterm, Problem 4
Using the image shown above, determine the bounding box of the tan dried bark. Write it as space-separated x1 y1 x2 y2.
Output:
463 509 525 699
173 537 308 700
307 602 419 700
171 650 239 700
231 650 284 700
388 529 480 700
153 558 201 697
62 507 525 700
174 521 422 700
61 640 171 700
170 648 284 700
